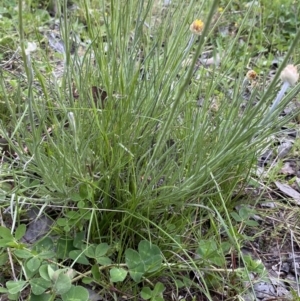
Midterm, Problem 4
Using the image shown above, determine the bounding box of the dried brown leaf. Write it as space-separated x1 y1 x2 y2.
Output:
275 181 300 204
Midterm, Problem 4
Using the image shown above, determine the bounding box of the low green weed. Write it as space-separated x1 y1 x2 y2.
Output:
0 224 165 300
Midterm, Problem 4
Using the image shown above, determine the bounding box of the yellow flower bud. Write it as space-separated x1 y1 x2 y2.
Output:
189 19 204 35
246 70 257 81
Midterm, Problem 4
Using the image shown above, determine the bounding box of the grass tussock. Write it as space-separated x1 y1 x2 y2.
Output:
0 0 300 300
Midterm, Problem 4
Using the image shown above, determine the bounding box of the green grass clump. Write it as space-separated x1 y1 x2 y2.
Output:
0 0 300 300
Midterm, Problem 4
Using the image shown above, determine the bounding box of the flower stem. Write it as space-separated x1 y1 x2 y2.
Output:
184 35 195 54
269 81 290 115
262 81 290 125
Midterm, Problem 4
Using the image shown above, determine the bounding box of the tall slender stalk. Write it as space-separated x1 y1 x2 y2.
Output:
18 0 36 148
